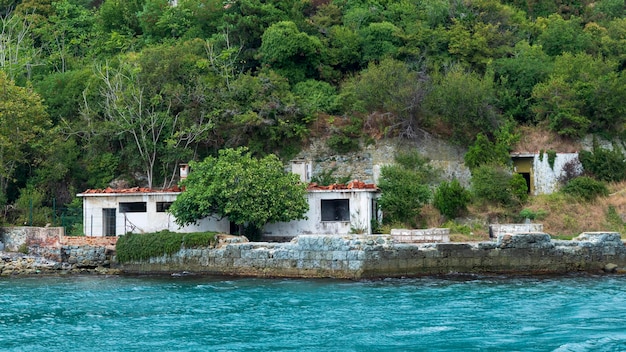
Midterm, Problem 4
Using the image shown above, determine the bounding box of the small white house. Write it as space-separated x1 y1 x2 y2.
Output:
77 182 380 237
77 187 231 236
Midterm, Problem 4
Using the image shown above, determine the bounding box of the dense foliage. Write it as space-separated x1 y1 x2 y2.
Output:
115 230 217 262
377 151 435 227
471 165 528 207
168 147 308 235
433 180 471 219
578 141 626 182
561 176 609 201
0 0 625 225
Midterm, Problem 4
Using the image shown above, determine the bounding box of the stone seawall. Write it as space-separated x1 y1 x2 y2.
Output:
2 228 626 278
120 232 626 279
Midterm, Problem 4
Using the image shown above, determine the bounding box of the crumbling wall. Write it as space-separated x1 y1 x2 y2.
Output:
0 227 62 251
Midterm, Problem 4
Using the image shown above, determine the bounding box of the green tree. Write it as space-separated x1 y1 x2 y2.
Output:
33 0 96 73
491 41 553 122
535 14 592 56
464 132 511 171
169 147 309 237
340 58 427 138
377 151 434 227
531 76 590 138
0 71 51 206
424 65 501 144
257 20 322 83
222 70 309 157
0 10 39 82
358 21 403 63
83 42 216 189
471 164 526 207
433 179 471 219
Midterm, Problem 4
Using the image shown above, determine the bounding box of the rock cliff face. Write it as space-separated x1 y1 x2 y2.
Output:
120 233 626 279
294 137 470 186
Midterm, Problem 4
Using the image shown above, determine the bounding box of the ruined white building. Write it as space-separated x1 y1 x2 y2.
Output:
511 152 582 195
77 182 380 238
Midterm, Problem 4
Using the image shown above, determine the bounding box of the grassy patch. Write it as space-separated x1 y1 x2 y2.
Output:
116 231 217 263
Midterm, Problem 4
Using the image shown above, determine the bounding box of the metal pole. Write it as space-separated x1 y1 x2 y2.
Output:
53 198 56 226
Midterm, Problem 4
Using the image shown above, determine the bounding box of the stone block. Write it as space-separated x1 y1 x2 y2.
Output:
497 233 553 249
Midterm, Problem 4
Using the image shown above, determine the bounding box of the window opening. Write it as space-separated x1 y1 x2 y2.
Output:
156 202 173 212
119 202 147 213
321 199 350 221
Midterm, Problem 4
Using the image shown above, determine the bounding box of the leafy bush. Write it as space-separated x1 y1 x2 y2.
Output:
116 231 217 263
561 176 608 201
510 173 529 204
326 117 363 154
433 179 471 219
378 152 435 228
310 167 351 186
14 186 52 226
471 165 527 206
326 133 360 154
578 142 626 182
519 208 548 220
293 79 339 114
464 133 511 171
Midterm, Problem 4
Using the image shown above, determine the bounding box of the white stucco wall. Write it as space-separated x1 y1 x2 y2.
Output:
532 153 581 195
80 189 379 237
262 189 379 237
79 192 230 236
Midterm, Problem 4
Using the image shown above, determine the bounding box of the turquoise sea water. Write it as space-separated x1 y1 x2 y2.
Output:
1 274 626 351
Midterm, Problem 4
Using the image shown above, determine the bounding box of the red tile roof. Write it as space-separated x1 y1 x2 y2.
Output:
81 186 182 194
81 181 377 194
307 180 378 191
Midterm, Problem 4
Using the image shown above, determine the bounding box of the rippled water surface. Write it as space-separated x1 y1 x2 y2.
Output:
1 274 626 351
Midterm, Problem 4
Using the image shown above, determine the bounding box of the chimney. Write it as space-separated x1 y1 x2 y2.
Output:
180 163 189 180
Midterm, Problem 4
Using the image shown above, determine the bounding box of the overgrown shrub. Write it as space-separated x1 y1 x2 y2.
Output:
561 176 608 201
471 165 526 206
326 117 363 154
378 151 435 227
116 231 217 263
464 133 511 171
578 142 626 182
310 167 352 186
519 208 548 220
433 179 471 219
14 186 52 226
510 173 529 204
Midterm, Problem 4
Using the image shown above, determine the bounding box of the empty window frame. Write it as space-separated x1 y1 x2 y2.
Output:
321 199 350 222
156 202 173 212
119 202 147 213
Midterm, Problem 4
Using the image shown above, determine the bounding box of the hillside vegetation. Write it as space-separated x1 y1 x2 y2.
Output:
0 0 625 234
